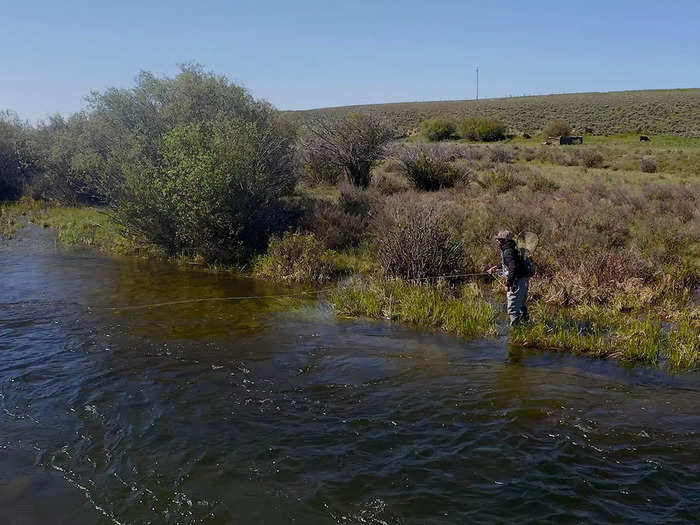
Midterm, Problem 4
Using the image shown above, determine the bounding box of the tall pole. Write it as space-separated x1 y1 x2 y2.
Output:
476 67 479 101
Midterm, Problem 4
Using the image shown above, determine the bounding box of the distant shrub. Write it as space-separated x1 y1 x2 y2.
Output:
640 156 658 173
421 117 456 141
394 144 466 191
377 204 463 279
254 232 337 282
544 119 571 138
458 117 507 142
487 145 517 163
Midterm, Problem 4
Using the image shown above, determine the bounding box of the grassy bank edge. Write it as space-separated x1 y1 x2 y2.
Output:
3 201 698 371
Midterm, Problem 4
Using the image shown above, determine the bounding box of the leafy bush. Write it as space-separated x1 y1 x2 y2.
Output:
0 111 38 201
544 119 571 137
458 117 506 142
254 232 337 282
640 156 658 173
394 144 466 191
302 113 393 187
376 204 464 279
421 117 456 141
113 117 298 262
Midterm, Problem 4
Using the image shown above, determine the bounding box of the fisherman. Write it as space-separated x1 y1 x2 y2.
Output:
487 230 530 326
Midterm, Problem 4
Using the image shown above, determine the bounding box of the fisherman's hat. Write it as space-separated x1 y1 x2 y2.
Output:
495 230 514 240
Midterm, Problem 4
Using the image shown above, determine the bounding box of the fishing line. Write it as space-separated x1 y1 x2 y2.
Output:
104 288 334 311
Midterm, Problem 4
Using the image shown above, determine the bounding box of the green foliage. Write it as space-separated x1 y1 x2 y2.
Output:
395 144 465 191
254 232 337 282
544 119 571 138
476 168 524 193
510 302 700 368
458 117 507 142
421 117 456 141
0 111 39 201
330 278 497 339
666 318 700 370
113 117 298 262
37 206 160 256
0 199 42 238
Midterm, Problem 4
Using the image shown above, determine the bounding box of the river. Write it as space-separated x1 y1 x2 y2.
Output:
1 226 699 524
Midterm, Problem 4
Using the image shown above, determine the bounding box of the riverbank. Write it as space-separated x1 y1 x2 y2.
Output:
1 200 698 371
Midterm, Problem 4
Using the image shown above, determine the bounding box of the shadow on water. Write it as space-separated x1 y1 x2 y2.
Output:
1 228 699 523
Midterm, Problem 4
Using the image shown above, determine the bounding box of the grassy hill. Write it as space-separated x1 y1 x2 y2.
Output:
288 89 700 137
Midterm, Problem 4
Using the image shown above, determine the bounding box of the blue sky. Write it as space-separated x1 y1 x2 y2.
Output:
2 0 699 121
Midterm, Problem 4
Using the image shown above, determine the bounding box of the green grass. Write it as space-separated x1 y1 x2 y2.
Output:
36 206 163 257
511 302 699 369
0 199 43 238
329 278 497 339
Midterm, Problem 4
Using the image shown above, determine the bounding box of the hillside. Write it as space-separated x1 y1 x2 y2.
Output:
288 89 700 137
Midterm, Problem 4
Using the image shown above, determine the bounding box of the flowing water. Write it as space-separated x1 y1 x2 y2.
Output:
1 226 699 524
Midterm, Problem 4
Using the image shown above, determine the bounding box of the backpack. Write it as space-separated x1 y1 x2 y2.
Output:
519 248 536 277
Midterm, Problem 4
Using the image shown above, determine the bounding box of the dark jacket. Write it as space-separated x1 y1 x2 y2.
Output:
497 239 523 289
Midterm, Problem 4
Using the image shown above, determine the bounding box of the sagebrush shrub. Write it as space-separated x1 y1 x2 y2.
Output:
476 168 524 193
377 204 464 279
640 156 657 173
421 117 456 141
578 149 604 168
305 185 377 249
488 145 517 163
458 117 506 142
394 144 466 191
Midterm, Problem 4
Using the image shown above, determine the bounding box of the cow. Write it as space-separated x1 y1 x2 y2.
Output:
523 133 531 139
640 135 651 142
